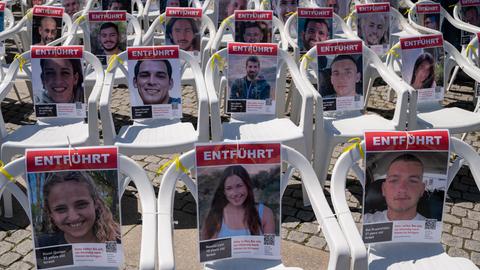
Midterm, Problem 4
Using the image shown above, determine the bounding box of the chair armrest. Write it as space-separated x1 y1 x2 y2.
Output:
84 51 104 145
443 9 480 35
142 15 162 45
284 13 298 52
272 16 289 51
210 15 233 53
330 143 369 270
204 50 225 141
444 41 480 83
127 13 143 46
99 71 117 145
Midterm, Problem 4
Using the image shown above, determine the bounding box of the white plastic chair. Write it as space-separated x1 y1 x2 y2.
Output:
157 145 350 269
0 50 104 217
141 0 203 28
0 154 157 269
330 137 480 270
299 41 411 187
99 49 209 156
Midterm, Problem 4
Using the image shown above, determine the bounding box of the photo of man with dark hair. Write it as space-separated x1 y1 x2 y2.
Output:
165 17 201 51
33 17 61 45
230 55 271 100
300 18 330 52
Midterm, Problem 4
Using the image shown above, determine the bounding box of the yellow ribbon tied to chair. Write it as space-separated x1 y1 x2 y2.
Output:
210 53 225 71
466 44 478 57
156 154 189 176
0 160 15 194
386 46 400 59
403 8 411 16
74 15 86 25
106 54 124 73
221 17 233 29
344 11 355 22
14 54 26 72
300 54 314 69
342 137 365 158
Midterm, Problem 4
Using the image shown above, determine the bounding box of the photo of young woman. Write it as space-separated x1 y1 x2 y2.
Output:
410 52 435 89
36 171 121 247
200 165 276 240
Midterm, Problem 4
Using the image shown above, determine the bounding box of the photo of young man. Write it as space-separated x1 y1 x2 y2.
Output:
300 18 330 52
97 22 122 55
63 0 81 17
230 56 271 100
165 17 200 51
271 0 298 22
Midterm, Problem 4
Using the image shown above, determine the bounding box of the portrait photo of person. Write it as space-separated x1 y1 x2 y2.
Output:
160 0 189 13
271 0 298 22
319 54 363 98
199 165 278 241
29 0 45 7
33 16 62 45
63 0 81 18
96 22 123 55
33 58 85 104
357 12 389 47
30 171 121 247
462 6 480 27
410 52 435 90
103 0 132 13
235 21 271 43
165 17 201 52
130 59 181 105
229 55 272 100
298 18 331 53
316 0 351 19
422 13 440 30
217 0 248 26
364 152 448 224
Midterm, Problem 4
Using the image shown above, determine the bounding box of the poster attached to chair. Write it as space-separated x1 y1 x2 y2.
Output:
165 7 202 59
32 6 64 46
415 3 442 31
476 32 480 97
227 43 278 114
355 3 390 55
400 34 445 103
234 10 273 43
0 2 5 33
314 0 351 19
316 39 364 112
459 0 480 45
127 46 182 119
196 142 282 262
362 130 450 244
102 0 132 13
25 146 123 269
88 11 127 65
31 46 86 118
297 7 333 55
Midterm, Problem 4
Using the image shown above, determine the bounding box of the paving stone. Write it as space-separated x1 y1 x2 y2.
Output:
473 231 480 241
467 210 480 221
287 231 308 243
456 202 474 209
462 218 479 230
0 232 6 241
465 240 480 252
472 252 480 266
443 213 461 225
298 223 318 234
0 252 21 267
0 242 12 257
305 235 327 249
4 230 29 245
441 233 463 249
447 247 469 258
281 228 289 239
8 261 32 270
451 206 467 217
282 217 300 229
15 240 32 256
452 227 472 239
442 223 451 233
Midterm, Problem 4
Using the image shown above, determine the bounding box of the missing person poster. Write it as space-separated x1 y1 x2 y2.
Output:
26 147 123 269
400 34 445 102
415 3 442 31
0 2 5 33
227 43 278 114
363 130 450 244
196 142 281 262
297 7 333 55
127 46 182 119
160 0 189 13
88 11 127 65
265 0 298 23
316 40 363 111
165 7 202 58
102 0 132 13
315 0 351 19
475 32 480 97
460 0 480 44
31 46 86 118
32 6 64 46
356 3 390 55
234 10 273 43
216 0 248 28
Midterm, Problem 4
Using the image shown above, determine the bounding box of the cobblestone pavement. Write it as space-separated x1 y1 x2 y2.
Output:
0 72 479 269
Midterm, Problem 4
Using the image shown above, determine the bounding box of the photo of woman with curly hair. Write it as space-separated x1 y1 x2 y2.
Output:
35 171 121 246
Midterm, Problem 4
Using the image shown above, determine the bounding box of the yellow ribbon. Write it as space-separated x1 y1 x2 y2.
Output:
0 161 15 195
344 11 354 22
403 8 411 16
261 0 269 9
300 54 313 69
14 54 26 72
221 17 233 29
466 43 478 56
74 15 85 25
285 11 296 18
342 137 365 158
159 15 165 24
210 53 225 71
156 154 189 176
386 46 400 59
106 54 124 72
26 9 33 20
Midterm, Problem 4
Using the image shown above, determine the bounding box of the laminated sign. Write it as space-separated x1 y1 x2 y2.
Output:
127 46 182 119
26 147 123 269
263 0 298 23
316 40 364 112
314 0 351 19
355 3 390 55
459 0 480 44
227 43 278 114
31 46 86 118
165 8 202 58
476 32 480 97
363 130 450 244
88 11 127 65
297 7 333 55
196 142 281 262
400 34 445 102
0 2 5 33
32 6 64 46
234 10 273 43
216 0 247 27
415 3 442 31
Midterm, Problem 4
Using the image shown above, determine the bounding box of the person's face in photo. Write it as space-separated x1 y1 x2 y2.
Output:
224 174 248 206
38 18 58 45
32 0 44 5
41 59 79 103
275 0 297 22
170 19 196 51
382 160 425 220
465 8 480 26
246 60 260 80
63 0 80 17
360 14 387 45
243 25 264 43
47 181 97 243
326 0 339 14
227 0 247 17
167 0 180 6
134 60 173 104
330 58 360 97
424 16 439 30
412 60 433 88
109 1 124 10
99 26 120 53
302 20 329 50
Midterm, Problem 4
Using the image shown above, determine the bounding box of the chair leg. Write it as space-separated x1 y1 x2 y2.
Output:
2 191 13 218
447 66 460 91
313 137 336 188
